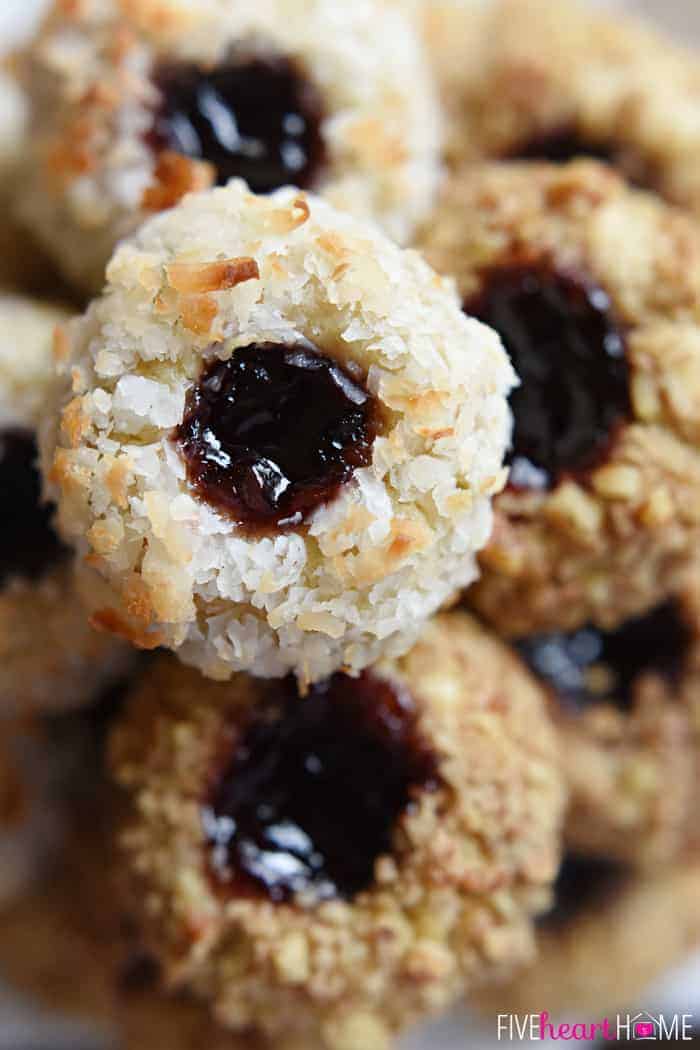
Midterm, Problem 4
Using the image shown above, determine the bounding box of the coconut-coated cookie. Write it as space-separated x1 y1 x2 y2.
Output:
42 182 515 684
475 853 700 1017
108 613 565 1050
420 160 700 636
436 0 700 215
0 293 137 715
17 0 441 293
513 587 700 867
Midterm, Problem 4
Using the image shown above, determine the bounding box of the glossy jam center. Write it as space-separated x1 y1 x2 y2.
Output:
176 342 378 532
509 127 656 192
0 429 64 586
151 52 325 193
466 264 629 490
516 600 691 713
204 672 439 903
541 853 629 929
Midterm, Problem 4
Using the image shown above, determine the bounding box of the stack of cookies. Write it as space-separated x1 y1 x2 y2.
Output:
0 1 698 1048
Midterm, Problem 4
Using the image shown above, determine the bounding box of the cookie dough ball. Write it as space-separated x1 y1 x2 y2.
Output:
514 591 700 867
0 293 138 714
420 161 700 635
437 0 700 214
475 853 700 1017
43 183 515 683
18 0 442 294
108 613 565 1049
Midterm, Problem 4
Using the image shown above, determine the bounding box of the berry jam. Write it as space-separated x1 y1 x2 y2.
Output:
466 263 629 490
176 342 379 532
203 672 439 903
508 127 656 192
540 853 629 929
516 600 691 713
151 52 325 193
0 429 65 586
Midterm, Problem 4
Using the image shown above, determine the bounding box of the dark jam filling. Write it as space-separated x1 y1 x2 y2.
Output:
203 672 439 903
540 853 630 930
516 600 692 713
150 52 326 193
508 126 657 193
0 428 65 586
176 342 379 532
466 264 630 491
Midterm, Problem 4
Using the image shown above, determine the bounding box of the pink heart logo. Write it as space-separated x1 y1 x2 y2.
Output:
635 1022 655 1039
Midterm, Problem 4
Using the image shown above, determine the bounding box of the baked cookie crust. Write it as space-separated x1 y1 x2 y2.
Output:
109 612 565 1049
0 292 137 715
475 852 700 1017
433 0 700 218
42 183 515 683
421 160 700 636
17 0 441 292
512 585 700 867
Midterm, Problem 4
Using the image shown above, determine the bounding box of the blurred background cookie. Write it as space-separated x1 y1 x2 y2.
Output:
15 0 441 293
427 0 700 218
475 852 700 1017
42 182 514 683
0 293 138 715
421 160 700 636
108 613 564 1049
513 587 699 866
0 720 62 907
0 748 272 1050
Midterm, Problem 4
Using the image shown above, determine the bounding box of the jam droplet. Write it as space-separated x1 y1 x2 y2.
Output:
516 600 692 713
0 429 65 586
540 853 629 929
176 342 379 532
203 672 439 903
466 263 629 490
509 126 657 193
151 52 326 194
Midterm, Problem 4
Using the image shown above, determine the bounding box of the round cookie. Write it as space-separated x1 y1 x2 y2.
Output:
420 160 700 636
513 590 700 867
0 292 137 715
475 852 700 1018
436 0 700 215
42 182 515 684
108 612 565 1050
17 0 442 293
